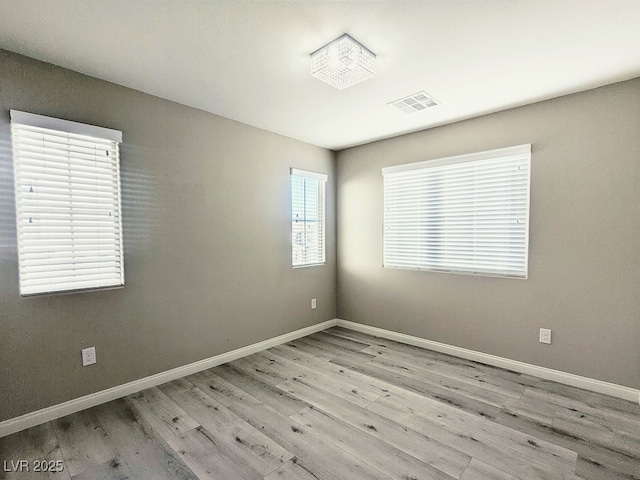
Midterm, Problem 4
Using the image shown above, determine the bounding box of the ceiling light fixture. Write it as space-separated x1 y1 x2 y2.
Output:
310 34 376 91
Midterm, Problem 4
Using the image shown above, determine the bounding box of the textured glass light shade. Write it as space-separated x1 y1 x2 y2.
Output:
310 34 376 91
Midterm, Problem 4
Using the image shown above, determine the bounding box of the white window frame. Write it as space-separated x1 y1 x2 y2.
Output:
11 110 125 296
291 168 327 267
382 144 531 278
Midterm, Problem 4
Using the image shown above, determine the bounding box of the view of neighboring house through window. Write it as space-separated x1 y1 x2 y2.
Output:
291 168 327 267
383 144 531 278
11 110 124 296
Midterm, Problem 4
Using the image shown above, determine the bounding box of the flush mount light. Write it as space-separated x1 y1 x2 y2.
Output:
389 91 439 113
310 34 376 91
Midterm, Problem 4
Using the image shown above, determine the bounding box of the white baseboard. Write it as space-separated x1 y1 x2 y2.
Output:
3 316 637 438
0 319 338 438
336 319 640 405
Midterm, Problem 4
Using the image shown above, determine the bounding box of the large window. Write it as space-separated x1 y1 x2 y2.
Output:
383 144 531 278
11 110 124 296
291 168 327 267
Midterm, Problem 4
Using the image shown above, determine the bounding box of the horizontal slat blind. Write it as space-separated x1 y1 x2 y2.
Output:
291 169 327 267
383 145 531 278
11 111 124 295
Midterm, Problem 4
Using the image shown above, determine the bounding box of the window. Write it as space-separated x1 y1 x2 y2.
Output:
383 144 531 278
11 110 124 296
291 168 327 267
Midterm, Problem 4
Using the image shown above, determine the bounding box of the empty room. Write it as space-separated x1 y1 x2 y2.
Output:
0 1 639 479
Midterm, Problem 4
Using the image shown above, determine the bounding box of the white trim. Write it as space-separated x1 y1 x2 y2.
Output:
3 317 637 438
336 319 640 405
381 144 531 174
290 168 328 182
0 319 338 438
10 110 122 143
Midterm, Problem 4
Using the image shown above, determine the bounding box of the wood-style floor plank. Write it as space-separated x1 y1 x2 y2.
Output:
277 377 471 478
293 335 377 363
378 389 578 466
194 363 448 478
368 352 512 407
361 344 523 400
128 387 199 441
459 458 519 480
159 381 292 476
2 327 639 480
523 387 640 435
257 349 383 407
330 354 503 420
263 458 326 480
166 427 263 480
502 393 557 426
307 331 373 354
367 395 573 480
89 399 197 480
69 457 133 480
0 423 71 480
213 363 309 416
267 343 401 398
51 409 119 478
495 407 640 480
552 408 640 459
326 327 544 393
291 405 458 480
217 385 393 479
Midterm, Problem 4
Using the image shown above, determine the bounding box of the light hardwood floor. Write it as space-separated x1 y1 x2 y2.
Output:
1 326 639 479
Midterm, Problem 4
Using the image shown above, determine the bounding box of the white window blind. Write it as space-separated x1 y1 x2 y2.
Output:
11 110 124 296
383 144 531 278
291 168 327 267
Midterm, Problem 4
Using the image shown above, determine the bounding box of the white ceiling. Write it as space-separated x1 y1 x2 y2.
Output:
1 1 639 151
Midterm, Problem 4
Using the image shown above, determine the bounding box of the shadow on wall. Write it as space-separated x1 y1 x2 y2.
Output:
118 142 211 257
0 133 164 261
0 130 216 289
0 125 17 261
119 142 160 256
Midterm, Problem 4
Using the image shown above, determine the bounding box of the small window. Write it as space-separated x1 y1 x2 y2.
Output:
383 144 531 278
291 168 327 267
11 110 124 296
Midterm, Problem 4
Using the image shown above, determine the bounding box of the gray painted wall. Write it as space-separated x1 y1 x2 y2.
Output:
337 78 640 390
2 47 638 423
0 50 336 422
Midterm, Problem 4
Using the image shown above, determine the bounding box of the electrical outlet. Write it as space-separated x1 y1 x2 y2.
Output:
82 347 96 366
311 298 317 310
539 328 552 345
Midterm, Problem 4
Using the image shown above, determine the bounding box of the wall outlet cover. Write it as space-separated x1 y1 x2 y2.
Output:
82 347 96 366
539 328 552 345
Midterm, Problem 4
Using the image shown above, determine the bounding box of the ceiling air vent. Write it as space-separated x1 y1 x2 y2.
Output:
389 91 438 113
